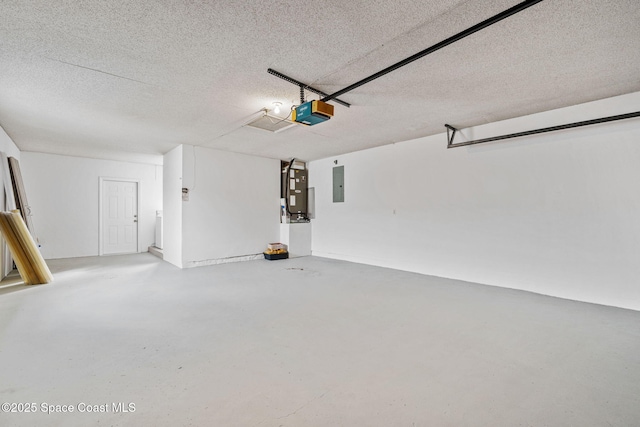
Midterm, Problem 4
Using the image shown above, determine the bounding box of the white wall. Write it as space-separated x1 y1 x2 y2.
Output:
20 152 163 259
0 126 21 160
180 145 280 268
310 92 640 311
162 145 183 268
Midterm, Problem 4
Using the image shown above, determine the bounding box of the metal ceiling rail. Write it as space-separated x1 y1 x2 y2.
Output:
267 68 351 108
321 0 545 103
445 111 640 148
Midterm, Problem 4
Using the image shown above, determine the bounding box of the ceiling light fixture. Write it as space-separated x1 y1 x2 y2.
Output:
272 102 282 114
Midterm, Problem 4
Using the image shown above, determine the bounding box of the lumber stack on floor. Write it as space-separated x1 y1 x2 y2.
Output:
0 210 53 285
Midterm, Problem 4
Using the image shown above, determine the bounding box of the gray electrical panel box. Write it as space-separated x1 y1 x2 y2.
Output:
333 166 344 203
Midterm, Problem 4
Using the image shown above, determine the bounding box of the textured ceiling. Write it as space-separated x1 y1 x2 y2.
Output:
1 0 639 164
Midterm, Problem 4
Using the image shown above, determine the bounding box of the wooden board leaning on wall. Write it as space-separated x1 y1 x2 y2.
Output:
0 210 52 285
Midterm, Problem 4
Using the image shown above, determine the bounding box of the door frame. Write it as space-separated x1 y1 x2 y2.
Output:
98 177 140 256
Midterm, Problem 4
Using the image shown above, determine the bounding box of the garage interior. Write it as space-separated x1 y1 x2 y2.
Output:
1 0 639 425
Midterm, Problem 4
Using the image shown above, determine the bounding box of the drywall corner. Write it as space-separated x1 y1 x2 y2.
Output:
0 124 20 160
163 145 183 268
180 145 280 266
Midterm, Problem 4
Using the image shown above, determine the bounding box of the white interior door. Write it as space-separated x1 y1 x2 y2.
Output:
101 179 138 255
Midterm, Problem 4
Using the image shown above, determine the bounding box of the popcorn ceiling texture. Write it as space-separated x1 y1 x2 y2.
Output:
0 0 638 162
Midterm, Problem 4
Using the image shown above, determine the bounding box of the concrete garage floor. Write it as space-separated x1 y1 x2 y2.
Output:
1 254 639 426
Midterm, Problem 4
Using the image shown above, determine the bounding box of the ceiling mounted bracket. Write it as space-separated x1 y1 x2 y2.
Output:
267 68 350 108
445 124 457 147
445 111 640 148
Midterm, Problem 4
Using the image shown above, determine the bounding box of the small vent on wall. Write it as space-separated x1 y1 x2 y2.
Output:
244 110 297 133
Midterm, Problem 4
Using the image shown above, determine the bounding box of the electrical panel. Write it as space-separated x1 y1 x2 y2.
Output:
333 165 344 203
